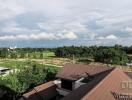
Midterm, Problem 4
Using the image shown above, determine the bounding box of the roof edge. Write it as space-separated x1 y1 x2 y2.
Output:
82 67 120 99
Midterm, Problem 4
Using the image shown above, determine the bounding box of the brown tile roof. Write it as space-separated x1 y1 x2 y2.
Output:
22 81 58 100
61 68 114 100
56 63 113 81
125 72 132 79
62 68 132 100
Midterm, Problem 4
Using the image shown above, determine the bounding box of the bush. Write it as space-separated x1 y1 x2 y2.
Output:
0 64 60 99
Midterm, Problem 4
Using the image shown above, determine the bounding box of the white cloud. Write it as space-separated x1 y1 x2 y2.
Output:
0 33 55 40
63 32 78 40
0 0 132 47
0 0 26 21
93 37 132 46
38 21 87 33
0 32 78 40
97 36 105 40
106 34 118 39
125 27 132 33
2 26 40 34
97 34 118 40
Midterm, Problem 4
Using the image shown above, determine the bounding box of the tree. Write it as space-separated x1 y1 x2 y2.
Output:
17 65 46 91
0 64 59 98
39 53 44 59
0 72 22 93
0 49 8 59
44 65 59 81
20 52 25 58
94 48 128 65
10 52 17 59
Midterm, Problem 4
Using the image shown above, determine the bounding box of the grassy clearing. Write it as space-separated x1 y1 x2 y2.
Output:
27 51 55 59
0 58 64 69
42 51 55 57
38 58 73 66
0 60 38 69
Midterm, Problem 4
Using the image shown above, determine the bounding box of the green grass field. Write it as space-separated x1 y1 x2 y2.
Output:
0 58 66 69
0 60 38 69
0 51 59 69
0 51 71 69
42 51 55 57
27 51 55 59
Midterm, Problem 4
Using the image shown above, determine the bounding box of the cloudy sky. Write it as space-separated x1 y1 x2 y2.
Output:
0 0 132 47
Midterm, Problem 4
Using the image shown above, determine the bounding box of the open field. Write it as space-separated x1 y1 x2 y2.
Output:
0 57 73 69
0 60 39 69
42 51 55 57
0 58 132 72
27 51 55 59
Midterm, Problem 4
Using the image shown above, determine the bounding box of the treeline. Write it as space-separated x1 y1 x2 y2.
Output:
0 45 132 65
0 48 54 59
54 46 97 57
54 45 128 57
54 45 131 65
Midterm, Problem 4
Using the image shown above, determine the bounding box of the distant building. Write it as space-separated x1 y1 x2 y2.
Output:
21 63 132 100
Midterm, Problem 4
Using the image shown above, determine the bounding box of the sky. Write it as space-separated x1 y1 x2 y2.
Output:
0 0 132 47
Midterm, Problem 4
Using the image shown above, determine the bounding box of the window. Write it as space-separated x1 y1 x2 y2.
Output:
61 79 72 91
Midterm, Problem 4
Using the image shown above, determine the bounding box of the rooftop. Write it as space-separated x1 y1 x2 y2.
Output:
22 63 132 100
62 68 132 100
22 81 58 100
125 72 132 79
56 63 113 81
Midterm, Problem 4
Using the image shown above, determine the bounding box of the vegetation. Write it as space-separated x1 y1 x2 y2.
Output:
94 48 128 65
0 64 60 99
0 48 55 59
0 45 132 99
54 45 130 65
0 60 36 69
0 45 131 65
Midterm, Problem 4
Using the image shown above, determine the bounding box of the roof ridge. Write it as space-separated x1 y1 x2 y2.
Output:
82 68 119 99
56 63 113 81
